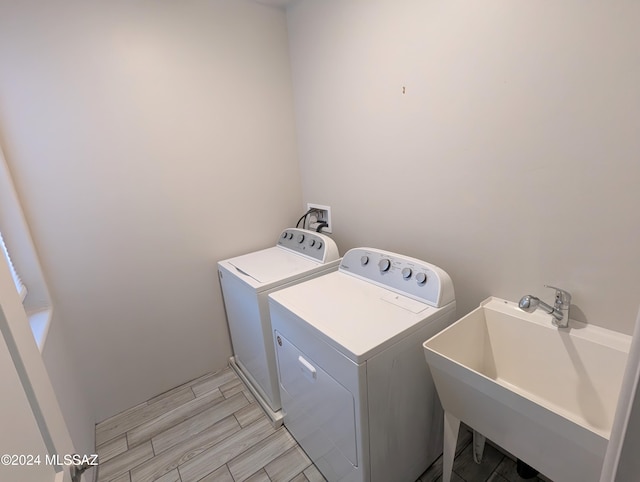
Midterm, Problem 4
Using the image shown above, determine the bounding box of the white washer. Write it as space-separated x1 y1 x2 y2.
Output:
218 228 340 426
269 247 456 482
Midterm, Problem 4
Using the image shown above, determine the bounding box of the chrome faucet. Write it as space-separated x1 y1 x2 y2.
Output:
519 285 571 328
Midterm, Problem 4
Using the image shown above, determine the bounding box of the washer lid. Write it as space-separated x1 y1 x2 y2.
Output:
269 271 451 363
227 246 322 284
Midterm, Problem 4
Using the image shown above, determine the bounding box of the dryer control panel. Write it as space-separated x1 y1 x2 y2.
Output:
277 228 340 264
339 248 455 308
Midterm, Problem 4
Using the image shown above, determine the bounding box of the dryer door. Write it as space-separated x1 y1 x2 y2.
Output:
275 332 358 481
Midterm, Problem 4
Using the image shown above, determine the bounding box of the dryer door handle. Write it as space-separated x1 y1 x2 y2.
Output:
298 356 317 381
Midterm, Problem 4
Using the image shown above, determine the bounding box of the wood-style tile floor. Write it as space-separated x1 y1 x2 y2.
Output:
95 367 550 482
417 429 552 482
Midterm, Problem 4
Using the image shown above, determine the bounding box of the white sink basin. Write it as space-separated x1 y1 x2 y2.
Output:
423 297 631 482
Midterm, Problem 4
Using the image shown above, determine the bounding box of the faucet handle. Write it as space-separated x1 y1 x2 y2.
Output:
544 285 571 308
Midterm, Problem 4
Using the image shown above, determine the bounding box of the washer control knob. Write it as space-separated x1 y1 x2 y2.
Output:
316 241 323 250
402 268 412 279
282 232 288 239
308 238 316 247
361 255 369 266
297 234 305 243
416 272 427 285
379 258 391 272
287 232 293 240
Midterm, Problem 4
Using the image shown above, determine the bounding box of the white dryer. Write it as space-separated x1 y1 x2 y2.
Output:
269 248 456 482
218 228 340 425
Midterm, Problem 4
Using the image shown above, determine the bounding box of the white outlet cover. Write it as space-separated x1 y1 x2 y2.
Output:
306 203 332 233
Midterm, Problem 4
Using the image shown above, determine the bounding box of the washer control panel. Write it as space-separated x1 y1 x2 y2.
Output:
277 228 340 263
339 247 455 307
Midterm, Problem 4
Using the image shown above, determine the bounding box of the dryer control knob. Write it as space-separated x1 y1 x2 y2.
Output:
308 239 316 247
297 234 305 243
379 258 391 272
416 272 428 285
361 255 369 266
402 268 413 279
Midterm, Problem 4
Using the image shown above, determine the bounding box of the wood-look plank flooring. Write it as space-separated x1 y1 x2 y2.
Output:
95 367 551 482
418 428 553 482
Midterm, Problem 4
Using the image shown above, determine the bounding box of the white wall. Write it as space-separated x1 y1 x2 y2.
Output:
0 0 301 421
287 0 640 334
41 315 96 481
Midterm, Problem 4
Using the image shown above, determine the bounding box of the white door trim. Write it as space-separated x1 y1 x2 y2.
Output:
0 241 75 481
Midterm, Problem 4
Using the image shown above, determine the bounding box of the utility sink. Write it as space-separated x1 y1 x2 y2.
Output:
423 297 631 482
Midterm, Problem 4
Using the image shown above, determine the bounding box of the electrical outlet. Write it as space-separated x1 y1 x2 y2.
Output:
306 203 332 233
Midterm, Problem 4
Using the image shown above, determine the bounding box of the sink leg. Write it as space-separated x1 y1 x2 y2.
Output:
472 430 486 464
443 411 460 482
